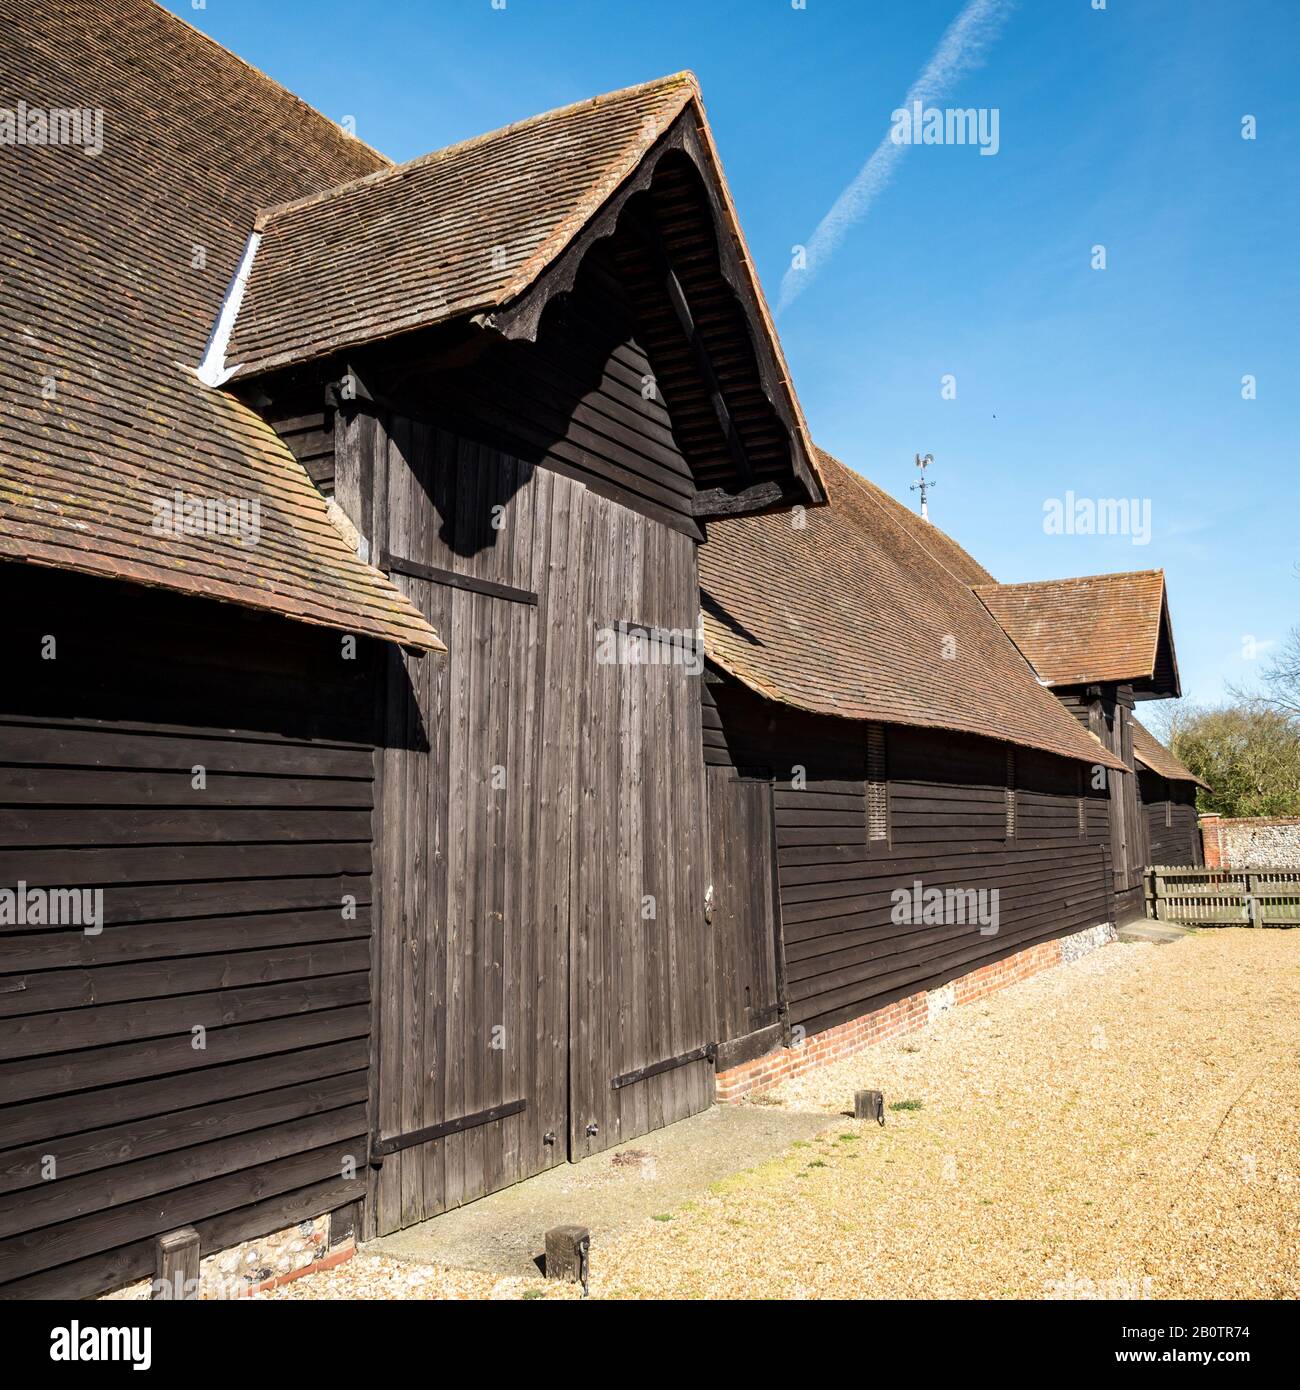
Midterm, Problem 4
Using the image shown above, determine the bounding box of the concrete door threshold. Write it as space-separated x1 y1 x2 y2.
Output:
1116 919 1194 945
364 1104 835 1279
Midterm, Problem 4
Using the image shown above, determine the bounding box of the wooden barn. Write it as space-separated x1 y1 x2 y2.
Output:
1 0 824 1294
1131 720 1207 868
698 451 1133 1076
973 571 1187 918
1 0 1200 1300
216 70 828 1235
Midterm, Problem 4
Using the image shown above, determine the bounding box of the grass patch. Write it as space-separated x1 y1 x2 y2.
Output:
838 1133 858 1142
651 1213 673 1222
889 1098 924 1112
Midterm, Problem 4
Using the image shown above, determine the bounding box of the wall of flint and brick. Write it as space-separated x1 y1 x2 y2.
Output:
1199 815 1300 870
101 1214 355 1300
715 921 1116 1103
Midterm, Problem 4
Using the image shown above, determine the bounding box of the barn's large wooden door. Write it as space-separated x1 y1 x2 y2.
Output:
567 495 715 1160
368 439 714 1226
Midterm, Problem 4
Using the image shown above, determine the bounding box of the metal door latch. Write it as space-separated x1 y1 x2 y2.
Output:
577 1231 590 1297
585 1121 599 1137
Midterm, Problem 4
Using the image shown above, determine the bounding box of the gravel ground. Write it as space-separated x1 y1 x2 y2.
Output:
266 1257 581 1301
268 929 1299 1300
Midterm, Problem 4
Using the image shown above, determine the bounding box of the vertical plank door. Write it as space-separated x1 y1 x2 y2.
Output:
706 768 781 1048
568 495 716 1159
368 439 569 1236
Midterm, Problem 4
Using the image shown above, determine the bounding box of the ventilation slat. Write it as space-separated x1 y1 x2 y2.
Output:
1005 748 1017 839
866 724 888 842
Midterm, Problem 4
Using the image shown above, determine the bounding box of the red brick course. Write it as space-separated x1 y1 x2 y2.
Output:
715 934 1076 1103
240 1243 355 1297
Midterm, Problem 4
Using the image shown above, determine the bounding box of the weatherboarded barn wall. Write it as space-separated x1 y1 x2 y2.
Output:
1140 772 1203 867
0 7 820 1298
702 675 1113 1062
0 565 377 1298
1055 688 1145 922
387 247 702 537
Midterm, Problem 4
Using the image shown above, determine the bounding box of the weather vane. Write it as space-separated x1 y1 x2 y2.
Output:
911 453 935 521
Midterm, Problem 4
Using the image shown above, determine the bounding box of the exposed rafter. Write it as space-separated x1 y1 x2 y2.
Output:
449 112 824 512
693 480 789 519
626 208 754 489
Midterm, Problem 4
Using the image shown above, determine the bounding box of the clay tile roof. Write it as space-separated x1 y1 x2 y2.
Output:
226 73 700 376
1131 718 1209 789
972 571 1167 687
0 0 442 651
699 450 1125 770
218 71 825 497
853 475 995 588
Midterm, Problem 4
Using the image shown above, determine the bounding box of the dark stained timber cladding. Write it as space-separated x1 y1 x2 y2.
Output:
704 677 1115 1041
261 381 338 499
569 487 713 1161
388 242 700 537
706 768 780 1046
1140 772 1204 867
0 564 376 1298
700 682 732 768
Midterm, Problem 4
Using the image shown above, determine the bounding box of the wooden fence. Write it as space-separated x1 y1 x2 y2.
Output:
1146 866 1300 926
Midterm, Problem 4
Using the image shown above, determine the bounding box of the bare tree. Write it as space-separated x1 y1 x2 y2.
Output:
1143 700 1176 742
1257 624 1300 717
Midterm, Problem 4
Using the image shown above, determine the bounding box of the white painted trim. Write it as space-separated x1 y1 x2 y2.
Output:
195 231 261 388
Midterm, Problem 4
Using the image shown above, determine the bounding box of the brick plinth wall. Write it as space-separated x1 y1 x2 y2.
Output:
715 993 931 1103
715 922 1115 1104
1200 814 1221 868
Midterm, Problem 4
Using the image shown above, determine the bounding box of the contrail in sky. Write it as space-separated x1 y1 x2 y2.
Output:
777 0 1016 313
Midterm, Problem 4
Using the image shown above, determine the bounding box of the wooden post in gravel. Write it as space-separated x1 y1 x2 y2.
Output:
855 1089 885 1124
545 1225 590 1292
154 1227 200 1299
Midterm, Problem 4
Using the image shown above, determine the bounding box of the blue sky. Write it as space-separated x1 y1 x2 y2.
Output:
169 0 1298 705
